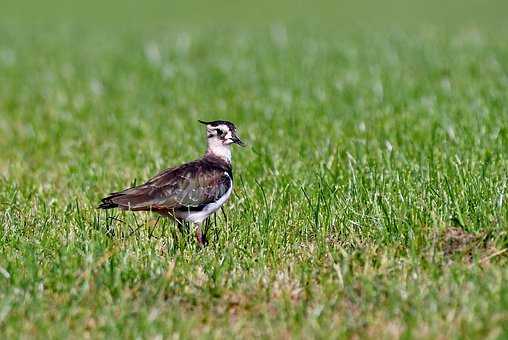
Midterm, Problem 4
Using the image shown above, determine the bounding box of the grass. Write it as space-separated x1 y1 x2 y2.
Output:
1 8 508 338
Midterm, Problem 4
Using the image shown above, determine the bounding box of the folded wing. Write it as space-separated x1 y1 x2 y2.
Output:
99 161 231 213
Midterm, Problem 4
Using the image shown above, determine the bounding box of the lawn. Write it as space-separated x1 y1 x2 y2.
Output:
1 2 508 338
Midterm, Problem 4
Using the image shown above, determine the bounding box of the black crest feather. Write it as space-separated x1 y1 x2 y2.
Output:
198 119 236 131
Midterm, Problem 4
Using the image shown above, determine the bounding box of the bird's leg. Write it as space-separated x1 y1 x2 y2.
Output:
194 223 208 247
220 206 228 227
203 217 211 237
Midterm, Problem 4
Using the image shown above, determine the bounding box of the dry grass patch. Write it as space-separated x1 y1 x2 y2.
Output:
439 227 506 266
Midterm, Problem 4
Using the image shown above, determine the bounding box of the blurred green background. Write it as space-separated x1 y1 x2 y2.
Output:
2 0 508 30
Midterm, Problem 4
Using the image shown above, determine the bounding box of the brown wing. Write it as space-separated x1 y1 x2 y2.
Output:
99 159 231 212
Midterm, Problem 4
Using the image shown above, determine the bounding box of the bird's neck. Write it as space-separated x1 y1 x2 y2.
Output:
206 142 232 163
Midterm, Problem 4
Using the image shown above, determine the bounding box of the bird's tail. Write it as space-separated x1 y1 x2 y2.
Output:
97 193 122 209
98 200 118 209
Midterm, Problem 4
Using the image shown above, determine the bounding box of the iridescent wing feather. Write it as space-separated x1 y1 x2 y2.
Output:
99 158 231 212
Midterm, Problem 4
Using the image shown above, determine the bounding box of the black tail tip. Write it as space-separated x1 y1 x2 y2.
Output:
97 200 118 209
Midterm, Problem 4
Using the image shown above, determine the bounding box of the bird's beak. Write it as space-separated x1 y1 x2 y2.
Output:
232 135 246 146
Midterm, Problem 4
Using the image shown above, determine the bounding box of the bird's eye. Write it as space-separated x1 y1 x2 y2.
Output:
215 129 224 136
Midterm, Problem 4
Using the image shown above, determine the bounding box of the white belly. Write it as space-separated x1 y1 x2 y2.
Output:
176 177 232 224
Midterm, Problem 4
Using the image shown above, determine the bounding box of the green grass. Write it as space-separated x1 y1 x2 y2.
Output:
1 11 508 339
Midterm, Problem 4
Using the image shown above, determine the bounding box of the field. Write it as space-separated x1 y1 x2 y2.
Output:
1 2 508 338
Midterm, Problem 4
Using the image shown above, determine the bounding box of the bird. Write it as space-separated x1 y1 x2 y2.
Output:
98 119 245 246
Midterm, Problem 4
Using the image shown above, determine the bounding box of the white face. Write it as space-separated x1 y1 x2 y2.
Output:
207 124 235 146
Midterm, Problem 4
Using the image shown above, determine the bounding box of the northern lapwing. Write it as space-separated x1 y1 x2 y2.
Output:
99 120 245 246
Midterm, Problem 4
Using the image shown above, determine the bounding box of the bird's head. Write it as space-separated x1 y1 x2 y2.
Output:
199 119 245 147
199 119 245 163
